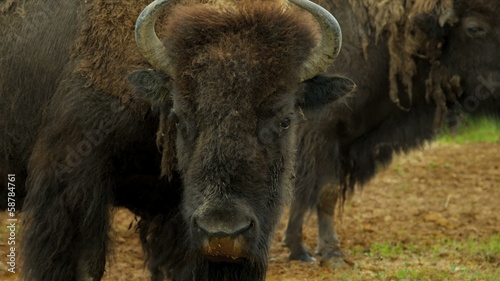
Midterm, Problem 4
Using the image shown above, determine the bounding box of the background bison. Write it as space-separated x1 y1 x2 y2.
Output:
0 0 354 280
283 0 499 268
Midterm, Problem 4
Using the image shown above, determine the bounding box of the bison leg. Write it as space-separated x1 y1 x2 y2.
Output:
21 148 113 281
18 79 137 280
283 197 316 262
315 184 345 268
21 184 111 281
138 211 189 281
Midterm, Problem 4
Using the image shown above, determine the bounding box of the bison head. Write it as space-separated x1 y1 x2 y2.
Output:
129 0 353 278
414 0 500 120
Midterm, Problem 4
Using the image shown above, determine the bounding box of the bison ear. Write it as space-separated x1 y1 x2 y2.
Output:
299 74 356 110
128 69 172 105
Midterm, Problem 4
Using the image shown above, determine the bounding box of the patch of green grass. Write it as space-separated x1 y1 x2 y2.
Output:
349 245 365 256
340 236 500 281
461 235 500 263
394 184 409 191
443 163 453 168
370 242 405 258
392 164 405 175
438 116 500 143
430 235 500 262
336 265 500 281
350 235 500 259
394 268 440 281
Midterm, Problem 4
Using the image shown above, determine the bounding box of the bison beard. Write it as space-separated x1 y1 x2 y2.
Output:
134 155 287 280
1 0 354 280
136 177 273 281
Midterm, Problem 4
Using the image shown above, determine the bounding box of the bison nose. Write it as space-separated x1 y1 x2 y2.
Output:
194 215 253 238
191 202 258 260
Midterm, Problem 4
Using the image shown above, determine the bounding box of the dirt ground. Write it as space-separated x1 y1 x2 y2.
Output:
1 142 499 280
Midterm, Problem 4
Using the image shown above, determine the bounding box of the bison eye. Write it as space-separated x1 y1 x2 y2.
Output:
467 26 486 37
279 118 291 130
462 17 489 39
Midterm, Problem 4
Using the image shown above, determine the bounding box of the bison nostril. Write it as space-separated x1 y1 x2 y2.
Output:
194 217 253 238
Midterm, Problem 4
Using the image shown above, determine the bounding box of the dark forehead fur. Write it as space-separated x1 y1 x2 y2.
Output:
455 0 500 20
164 1 318 117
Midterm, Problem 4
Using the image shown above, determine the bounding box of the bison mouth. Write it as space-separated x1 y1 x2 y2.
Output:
200 236 249 263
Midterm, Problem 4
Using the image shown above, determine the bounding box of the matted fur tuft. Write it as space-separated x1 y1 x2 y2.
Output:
336 0 456 121
0 0 15 13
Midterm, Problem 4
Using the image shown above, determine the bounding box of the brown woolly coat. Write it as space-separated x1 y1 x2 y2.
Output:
315 0 488 125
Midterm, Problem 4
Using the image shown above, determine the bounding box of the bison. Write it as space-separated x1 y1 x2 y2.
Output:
0 0 355 280
283 0 500 267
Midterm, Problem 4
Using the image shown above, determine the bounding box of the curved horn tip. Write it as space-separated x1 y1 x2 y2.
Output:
289 0 343 81
135 0 178 74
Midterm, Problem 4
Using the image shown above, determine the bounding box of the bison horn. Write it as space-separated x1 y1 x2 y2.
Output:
290 0 342 82
135 0 177 75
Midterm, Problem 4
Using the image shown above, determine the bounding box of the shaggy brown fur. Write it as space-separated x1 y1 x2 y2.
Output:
319 0 458 123
74 0 153 115
0 0 14 13
165 2 318 111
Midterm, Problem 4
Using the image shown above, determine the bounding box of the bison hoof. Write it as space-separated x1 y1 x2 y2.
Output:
288 249 316 262
320 255 345 269
316 249 346 269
